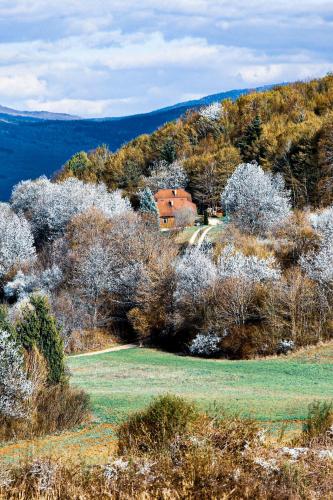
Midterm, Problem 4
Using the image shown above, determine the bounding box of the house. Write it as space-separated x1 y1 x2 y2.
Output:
154 188 197 228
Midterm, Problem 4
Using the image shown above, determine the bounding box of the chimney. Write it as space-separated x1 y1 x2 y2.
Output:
172 189 177 196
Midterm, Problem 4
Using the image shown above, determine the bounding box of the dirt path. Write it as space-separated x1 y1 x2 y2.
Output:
188 226 204 245
197 226 214 247
69 343 137 358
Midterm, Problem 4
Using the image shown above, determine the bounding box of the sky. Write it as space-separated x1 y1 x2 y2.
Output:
0 0 332 117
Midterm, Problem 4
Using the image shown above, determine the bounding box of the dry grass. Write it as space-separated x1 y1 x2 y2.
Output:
0 396 332 499
0 424 116 466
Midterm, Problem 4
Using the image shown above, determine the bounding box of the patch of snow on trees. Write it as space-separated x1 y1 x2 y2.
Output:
309 206 333 243
139 187 159 226
301 206 333 287
301 244 333 287
4 266 62 301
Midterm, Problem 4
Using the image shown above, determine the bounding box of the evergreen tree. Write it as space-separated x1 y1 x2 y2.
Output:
65 151 91 179
238 115 266 163
274 134 318 207
160 137 177 164
203 209 209 225
17 295 66 385
139 188 159 223
0 305 16 339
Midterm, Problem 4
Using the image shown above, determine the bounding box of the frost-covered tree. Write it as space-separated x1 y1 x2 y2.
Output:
139 188 159 223
218 245 281 283
11 178 132 241
199 102 223 121
174 248 217 303
4 266 62 301
71 214 146 327
0 203 36 278
189 332 221 356
309 206 333 243
72 241 115 327
0 330 33 419
301 207 333 288
221 163 291 234
300 244 333 287
146 160 188 192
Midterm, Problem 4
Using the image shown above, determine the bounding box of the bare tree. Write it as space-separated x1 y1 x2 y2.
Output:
174 207 196 229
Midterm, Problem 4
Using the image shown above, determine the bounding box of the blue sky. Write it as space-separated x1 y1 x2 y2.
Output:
0 0 332 117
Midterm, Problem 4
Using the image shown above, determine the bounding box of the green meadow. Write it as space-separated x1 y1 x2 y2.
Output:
68 346 333 424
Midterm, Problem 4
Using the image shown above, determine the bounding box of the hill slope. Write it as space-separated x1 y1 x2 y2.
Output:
0 85 268 200
59 75 333 210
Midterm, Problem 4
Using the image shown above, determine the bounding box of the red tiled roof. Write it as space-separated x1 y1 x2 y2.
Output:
154 189 192 202
156 198 197 218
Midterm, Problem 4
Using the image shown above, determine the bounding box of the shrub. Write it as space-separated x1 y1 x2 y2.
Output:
34 384 90 436
189 332 221 356
299 400 333 446
118 394 198 454
2 399 333 498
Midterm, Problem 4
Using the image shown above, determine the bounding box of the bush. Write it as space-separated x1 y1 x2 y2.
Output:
118 394 198 453
34 384 90 436
299 400 333 446
189 332 221 356
2 399 333 499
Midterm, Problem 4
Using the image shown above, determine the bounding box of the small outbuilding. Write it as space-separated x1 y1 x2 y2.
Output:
154 188 197 228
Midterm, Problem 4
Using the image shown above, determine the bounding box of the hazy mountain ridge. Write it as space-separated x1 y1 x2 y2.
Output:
0 104 80 121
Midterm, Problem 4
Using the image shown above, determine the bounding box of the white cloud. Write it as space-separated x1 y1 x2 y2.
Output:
25 97 135 117
0 1 331 116
0 75 46 98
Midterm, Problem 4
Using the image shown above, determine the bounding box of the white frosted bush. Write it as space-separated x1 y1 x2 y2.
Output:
174 248 217 303
0 204 36 278
4 266 62 301
309 206 333 243
11 177 132 240
146 160 188 191
278 339 295 354
218 245 281 283
189 332 221 356
0 330 33 419
199 102 223 121
300 244 333 287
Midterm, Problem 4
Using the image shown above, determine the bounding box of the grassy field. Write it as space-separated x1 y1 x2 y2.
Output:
68 346 333 424
1 344 332 465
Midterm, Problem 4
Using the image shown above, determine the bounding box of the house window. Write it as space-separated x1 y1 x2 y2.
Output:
163 218 168 224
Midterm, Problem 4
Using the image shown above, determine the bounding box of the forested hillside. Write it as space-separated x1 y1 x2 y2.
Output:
60 75 333 210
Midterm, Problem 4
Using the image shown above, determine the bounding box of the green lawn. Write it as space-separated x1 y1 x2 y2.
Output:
68 347 333 425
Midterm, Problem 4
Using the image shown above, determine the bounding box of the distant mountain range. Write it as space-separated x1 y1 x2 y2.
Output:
0 85 274 200
0 104 80 121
